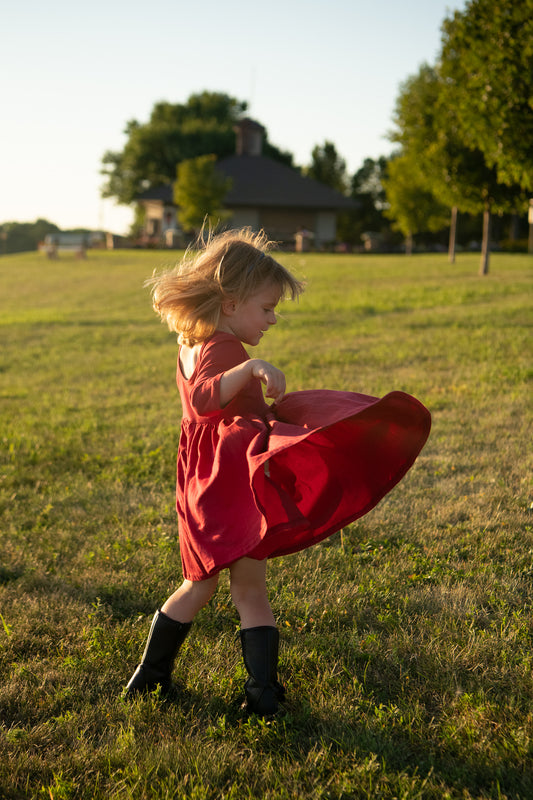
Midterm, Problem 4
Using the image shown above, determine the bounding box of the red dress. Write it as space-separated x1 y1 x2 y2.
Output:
176 331 431 581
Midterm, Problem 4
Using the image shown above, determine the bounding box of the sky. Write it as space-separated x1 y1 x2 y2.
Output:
1 0 466 235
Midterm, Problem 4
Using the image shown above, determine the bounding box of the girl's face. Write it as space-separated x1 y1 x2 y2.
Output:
219 281 281 346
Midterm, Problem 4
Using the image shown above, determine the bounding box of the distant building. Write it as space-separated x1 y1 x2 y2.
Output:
137 118 355 248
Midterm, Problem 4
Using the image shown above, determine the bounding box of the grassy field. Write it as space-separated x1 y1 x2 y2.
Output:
0 248 532 799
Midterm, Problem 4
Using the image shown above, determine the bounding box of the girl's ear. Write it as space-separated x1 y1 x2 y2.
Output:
221 298 236 316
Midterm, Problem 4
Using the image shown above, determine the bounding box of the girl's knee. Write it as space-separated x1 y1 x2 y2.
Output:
228 558 275 627
162 574 219 622
230 573 268 609
185 575 219 605
231 582 263 609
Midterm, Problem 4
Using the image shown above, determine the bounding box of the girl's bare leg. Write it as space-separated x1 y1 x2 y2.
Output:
161 574 219 623
229 557 275 628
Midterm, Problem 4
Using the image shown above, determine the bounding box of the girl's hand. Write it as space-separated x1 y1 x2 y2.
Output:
219 358 286 406
251 359 286 403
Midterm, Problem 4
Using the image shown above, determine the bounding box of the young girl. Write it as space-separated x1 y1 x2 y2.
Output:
125 228 431 715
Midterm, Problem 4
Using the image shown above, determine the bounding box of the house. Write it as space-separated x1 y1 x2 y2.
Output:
137 118 355 248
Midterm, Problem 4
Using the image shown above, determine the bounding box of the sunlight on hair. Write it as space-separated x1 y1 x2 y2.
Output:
145 227 304 345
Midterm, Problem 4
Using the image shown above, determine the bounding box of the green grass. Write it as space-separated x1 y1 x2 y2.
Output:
0 248 532 799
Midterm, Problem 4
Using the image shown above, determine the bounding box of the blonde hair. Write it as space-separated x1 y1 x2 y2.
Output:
147 228 304 345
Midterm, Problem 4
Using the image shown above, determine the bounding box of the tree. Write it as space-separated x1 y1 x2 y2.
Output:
440 0 533 192
382 153 449 254
337 157 391 247
305 141 348 194
174 155 232 232
352 156 389 233
101 93 245 206
101 91 293 208
390 63 526 273
0 219 60 254
352 157 388 206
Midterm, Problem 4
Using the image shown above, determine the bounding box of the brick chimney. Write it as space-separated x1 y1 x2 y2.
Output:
234 118 264 156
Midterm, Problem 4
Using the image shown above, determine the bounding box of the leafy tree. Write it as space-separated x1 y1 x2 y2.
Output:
390 62 526 272
337 157 392 247
0 219 60 254
353 157 390 238
440 0 533 192
101 91 293 207
101 92 245 205
382 153 449 254
305 141 348 194
352 157 388 207
174 155 232 232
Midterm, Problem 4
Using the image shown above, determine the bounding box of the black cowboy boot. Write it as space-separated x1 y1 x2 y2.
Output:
124 610 192 697
240 626 285 716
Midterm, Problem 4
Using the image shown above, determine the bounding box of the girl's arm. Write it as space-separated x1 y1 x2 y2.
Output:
220 359 286 406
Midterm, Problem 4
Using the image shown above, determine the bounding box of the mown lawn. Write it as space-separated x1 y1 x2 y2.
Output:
0 248 532 799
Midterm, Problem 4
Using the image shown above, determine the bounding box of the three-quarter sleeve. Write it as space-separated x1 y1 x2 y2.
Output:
189 336 248 417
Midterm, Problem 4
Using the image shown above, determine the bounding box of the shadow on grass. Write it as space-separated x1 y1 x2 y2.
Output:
0 565 26 585
124 674 532 799
3 566 531 798
278 633 532 798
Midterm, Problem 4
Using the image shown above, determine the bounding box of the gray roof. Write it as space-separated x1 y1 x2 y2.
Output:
137 184 173 202
138 156 355 211
217 155 355 210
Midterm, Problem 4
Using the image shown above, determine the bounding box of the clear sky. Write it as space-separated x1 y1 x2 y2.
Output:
1 0 465 234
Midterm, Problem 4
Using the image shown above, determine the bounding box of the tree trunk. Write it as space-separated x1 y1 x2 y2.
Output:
479 205 491 275
528 200 533 254
448 206 458 264
509 213 519 241
405 233 413 255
